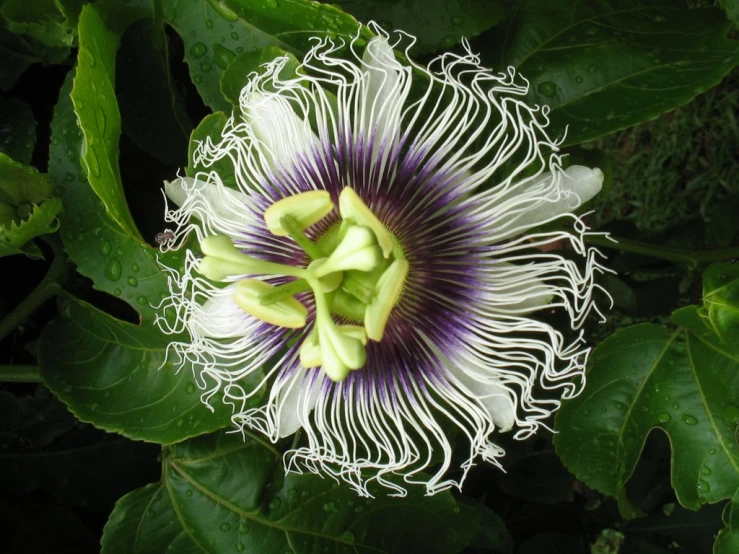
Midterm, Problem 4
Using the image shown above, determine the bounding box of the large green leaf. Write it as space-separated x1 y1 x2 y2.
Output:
1 0 84 48
485 0 739 146
50 68 181 322
0 98 36 164
38 295 245 444
117 18 191 167
71 2 150 241
331 0 508 54
162 0 369 111
101 431 481 554
716 489 739 554
554 307 739 516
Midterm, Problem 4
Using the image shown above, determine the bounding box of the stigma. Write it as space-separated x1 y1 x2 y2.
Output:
196 187 408 382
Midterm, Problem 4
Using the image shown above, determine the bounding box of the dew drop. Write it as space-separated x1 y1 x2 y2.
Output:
614 401 625 410
137 295 148 306
186 382 197 394
236 544 245 552
709 448 717 455
653 14 666 22
220 522 231 532
194 75 203 84
213 44 236 69
65 172 75 182
697 479 711 493
132 263 140 272
657 413 671 424
105 257 122 280
701 466 712 476
200 61 212 72
323 501 335 512
81 48 96 67
89 402 100 410
96 106 106 133
171 403 179 413
146 509 155 517
186 489 193 497
190 42 207 59
450 16 463 26
574 76 583 84
354 505 364 513
87 150 102 177
101 240 112 255
230 31 239 40
672 403 680 410
114 288 121 296
537 81 557 97
341 530 355 543
269 498 282 510
205 19 214 28
238 523 250 535
127 276 138 287
681 414 698 426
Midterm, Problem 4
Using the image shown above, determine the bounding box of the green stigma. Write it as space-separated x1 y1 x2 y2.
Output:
196 188 408 382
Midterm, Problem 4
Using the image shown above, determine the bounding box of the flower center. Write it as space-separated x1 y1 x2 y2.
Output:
197 187 408 382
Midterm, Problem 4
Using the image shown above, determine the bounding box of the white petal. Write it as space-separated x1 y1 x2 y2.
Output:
190 284 250 339
486 262 554 314
277 371 321 437
165 176 255 233
446 364 516 432
362 36 405 138
242 92 320 171
492 166 604 238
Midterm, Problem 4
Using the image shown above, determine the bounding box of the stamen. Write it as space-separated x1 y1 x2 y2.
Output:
365 258 409 341
198 235 308 280
233 279 308 328
259 279 311 306
263 190 334 236
312 225 382 276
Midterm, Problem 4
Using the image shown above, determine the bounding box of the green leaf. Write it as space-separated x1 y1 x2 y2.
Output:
38 295 247 444
0 98 36 164
332 0 508 54
162 0 368 111
699 263 739 344
0 196 62 258
486 0 739 146
0 16 69 91
220 46 299 105
71 2 151 241
1 0 84 48
50 68 180 321
102 431 481 554
716 488 739 554
0 151 53 205
554 309 739 517
117 18 192 167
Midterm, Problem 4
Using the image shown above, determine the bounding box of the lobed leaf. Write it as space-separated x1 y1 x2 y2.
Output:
485 0 739 145
554 308 739 516
102 431 481 554
1 0 84 48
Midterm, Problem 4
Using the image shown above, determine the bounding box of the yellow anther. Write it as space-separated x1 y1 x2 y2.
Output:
365 258 409 341
264 190 334 236
233 279 308 328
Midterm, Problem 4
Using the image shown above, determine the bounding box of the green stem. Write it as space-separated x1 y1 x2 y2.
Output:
587 234 739 268
280 215 325 260
0 365 42 383
0 235 70 343
259 278 312 306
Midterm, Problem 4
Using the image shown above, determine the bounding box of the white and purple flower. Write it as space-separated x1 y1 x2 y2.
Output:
157 27 606 496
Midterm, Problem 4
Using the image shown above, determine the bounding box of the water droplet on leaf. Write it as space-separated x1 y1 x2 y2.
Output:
681 414 698 426
190 42 207 59
537 81 557 97
105 258 122 280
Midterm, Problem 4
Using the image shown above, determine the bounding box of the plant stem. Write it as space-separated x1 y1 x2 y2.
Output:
0 365 42 383
0 235 70 343
587 234 739 268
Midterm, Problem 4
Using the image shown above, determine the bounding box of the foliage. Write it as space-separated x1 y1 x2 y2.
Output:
0 0 737 553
